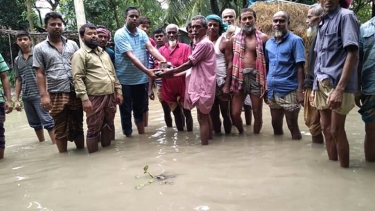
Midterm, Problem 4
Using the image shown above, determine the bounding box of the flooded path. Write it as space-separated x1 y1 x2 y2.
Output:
1 100 375 210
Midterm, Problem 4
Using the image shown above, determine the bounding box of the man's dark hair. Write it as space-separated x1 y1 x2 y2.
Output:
138 16 151 25
241 8 257 20
124 6 139 17
278 11 290 23
44 12 64 25
186 22 192 31
192 15 207 27
15 30 30 39
79 23 97 37
153 27 165 35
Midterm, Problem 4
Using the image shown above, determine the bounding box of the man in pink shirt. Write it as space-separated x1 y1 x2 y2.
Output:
159 15 216 145
158 24 193 131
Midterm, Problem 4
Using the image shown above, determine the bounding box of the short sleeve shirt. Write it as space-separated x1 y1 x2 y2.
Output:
0 53 9 103
266 32 306 98
14 49 40 101
33 36 79 93
114 27 149 85
313 7 359 93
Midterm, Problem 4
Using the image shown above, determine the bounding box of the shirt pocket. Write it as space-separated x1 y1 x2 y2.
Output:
362 31 375 52
323 32 339 51
278 49 292 65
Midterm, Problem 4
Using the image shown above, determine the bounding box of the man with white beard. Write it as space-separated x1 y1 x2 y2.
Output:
265 11 305 140
156 24 193 131
304 3 324 144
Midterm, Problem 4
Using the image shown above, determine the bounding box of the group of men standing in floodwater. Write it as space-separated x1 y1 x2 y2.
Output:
0 0 373 169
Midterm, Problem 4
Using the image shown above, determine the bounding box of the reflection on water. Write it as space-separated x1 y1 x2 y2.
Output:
1 103 375 210
194 205 210 211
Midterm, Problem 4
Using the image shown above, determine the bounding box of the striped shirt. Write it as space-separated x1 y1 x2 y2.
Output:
14 49 40 101
33 36 79 93
0 53 9 103
114 27 149 85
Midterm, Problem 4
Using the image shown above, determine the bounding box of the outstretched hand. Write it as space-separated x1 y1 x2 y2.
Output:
157 69 174 78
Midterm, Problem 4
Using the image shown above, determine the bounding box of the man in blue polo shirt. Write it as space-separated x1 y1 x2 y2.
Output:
114 6 166 137
265 11 305 140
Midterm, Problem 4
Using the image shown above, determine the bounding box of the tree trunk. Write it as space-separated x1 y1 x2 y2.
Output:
109 0 121 29
26 0 35 31
210 0 220 15
46 0 60 11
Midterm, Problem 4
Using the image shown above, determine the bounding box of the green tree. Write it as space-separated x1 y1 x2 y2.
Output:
0 0 30 86
164 0 249 25
59 0 165 35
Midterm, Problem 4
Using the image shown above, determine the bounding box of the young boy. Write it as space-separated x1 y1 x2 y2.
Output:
14 31 56 144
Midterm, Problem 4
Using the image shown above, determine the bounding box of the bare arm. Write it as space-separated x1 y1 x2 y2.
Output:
172 60 193 74
159 60 193 78
223 39 233 92
336 46 359 91
297 62 305 92
358 48 362 92
0 72 13 113
35 67 47 97
296 62 305 104
356 43 363 107
146 42 166 62
14 77 22 102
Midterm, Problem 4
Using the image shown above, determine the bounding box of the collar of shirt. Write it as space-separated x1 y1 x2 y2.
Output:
193 35 208 47
17 47 33 58
124 26 140 37
325 6 341 20
82 43 104 55
46 35 68 45
270 31 290 43
319 6 341 29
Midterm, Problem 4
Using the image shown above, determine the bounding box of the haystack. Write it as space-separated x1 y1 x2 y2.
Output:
250 1 311 71
250 1 309 36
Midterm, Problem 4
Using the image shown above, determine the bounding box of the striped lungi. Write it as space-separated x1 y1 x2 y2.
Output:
49 92 84 141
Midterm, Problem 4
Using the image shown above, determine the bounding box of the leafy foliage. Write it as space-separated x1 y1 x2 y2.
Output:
59 0 165 35
0 0 29 29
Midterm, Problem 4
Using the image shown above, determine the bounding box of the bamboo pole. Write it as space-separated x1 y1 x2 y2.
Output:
74 0 87 46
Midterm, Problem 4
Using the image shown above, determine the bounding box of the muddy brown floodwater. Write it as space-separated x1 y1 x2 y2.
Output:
1 100 375 211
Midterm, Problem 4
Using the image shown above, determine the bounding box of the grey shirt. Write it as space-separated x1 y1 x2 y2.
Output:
313 6 359 93
14 49 40 101
33 36 79 93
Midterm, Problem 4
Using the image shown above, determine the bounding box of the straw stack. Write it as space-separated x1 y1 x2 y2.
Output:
250 1 312 69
